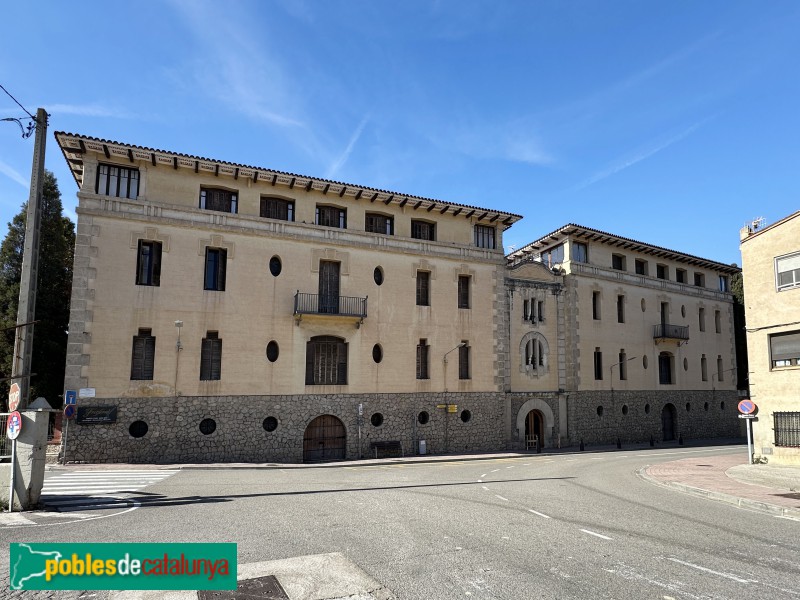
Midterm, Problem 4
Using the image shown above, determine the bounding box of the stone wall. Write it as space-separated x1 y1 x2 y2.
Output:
566 390 743 445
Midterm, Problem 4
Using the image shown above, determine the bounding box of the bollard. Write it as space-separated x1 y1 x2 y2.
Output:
649 435 654 447
678 434 684 446
616 438 622 449
579 439 585 452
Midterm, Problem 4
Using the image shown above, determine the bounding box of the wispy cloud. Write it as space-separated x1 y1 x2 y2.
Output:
570 118 712 192
0 159 28 188
326 116 369 178
45 103 136 119
441 118 554 167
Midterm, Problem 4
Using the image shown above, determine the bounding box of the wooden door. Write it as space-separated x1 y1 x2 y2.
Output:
318 261 340 314
303 415 346 462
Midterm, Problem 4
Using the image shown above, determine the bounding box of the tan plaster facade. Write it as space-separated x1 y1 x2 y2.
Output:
740 212 800 465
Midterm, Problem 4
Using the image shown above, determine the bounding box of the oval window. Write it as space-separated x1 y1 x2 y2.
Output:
266 341 279 362
460 410 472 423
644 403 651 414
621 405 628 415
374 267 384 286
642 356 648 369
418 411 430 425
597 406 604 417
199 418 216 435
129 420 148 438
372 344 383 364
269 256 282 277
371 413 384 427
263 417 278 432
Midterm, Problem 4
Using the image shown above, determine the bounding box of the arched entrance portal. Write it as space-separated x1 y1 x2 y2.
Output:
661 403 677 441
303 415 346 462
525 410 545 450
515 399 555 449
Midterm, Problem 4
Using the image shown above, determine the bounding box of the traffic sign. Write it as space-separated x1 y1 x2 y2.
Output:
738 414 756 419
738 399 757 415
64 405 76 419
65 390 77 406
8 382 20 412
6 411 22 440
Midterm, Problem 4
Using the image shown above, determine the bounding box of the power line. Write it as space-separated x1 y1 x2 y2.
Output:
0 83 35 119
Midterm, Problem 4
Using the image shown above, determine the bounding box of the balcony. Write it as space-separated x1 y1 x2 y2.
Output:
294 292 368 327
653 323 689 342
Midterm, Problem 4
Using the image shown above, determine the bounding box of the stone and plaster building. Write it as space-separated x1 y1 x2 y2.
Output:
56 132 743 463
507 225 742 447
740 212 800 465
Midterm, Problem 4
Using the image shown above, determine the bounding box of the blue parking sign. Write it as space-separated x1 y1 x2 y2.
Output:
65 390 77 406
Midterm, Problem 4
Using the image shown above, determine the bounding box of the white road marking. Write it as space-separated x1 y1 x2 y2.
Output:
580 529 612 540
481 486 489 491
494 495 509 502
490 469 500 473
477 479 483 483
590 457 604 460
480 473 487 478
775 515 800 522
666 558 753 584
506 466 514 469
527 509 551 519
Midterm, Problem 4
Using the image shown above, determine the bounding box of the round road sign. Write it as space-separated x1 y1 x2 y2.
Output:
64 404 76 420
6 410 22 440
8 382 20 412
738 399 757 415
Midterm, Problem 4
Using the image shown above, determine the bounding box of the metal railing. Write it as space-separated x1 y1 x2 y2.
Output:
0 413 10 460
653 323 690 340
294 292 368 318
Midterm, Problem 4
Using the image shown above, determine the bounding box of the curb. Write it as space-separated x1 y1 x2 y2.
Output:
637 466 800 520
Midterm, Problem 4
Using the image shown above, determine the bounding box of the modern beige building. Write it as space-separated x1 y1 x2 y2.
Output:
55 132 743 463
508 225 742 445
740 212 800 465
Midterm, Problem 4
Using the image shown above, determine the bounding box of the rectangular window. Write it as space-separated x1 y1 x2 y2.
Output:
701 354 708 381
715 310 721 334
96 164 139 199
458 275 470 309
572 242 588 263
592 291 601 320
694 272 705 287
612 254 626 271
618 350 627 381
200 188 237 214
537 300 544 322
635 259 648 276
200 332 222 381
136 240 162 286
776 252 800 291
719 275 730 292
411 220 436 241
656 264 668 280
594 348 603 380
474 225 496 249
717 356 724 382
416 339 430 380
769 330 800 368
523 299 531 321
204 248 227 291
774 412 800 447
699 307 706 332
676 268 687 284
316 205 346 228
458 342 470 380
541 244 564 268
416 271 430 306
260 197 294 221
617 295 625 323
305 336 347 385
130 328 155 380
365 213 394 235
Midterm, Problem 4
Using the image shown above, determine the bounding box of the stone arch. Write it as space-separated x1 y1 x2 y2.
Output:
515 398 556 446
519 331 550 376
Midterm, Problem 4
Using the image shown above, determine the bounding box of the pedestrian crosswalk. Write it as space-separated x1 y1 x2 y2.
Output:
41 469 179 512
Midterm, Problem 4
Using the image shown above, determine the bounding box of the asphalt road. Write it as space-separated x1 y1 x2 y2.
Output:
3 446 799 599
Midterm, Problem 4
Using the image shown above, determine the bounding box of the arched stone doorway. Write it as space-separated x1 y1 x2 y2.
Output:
661 403 677 441
525 410 545 450
515 399 555 449
303 415 346 462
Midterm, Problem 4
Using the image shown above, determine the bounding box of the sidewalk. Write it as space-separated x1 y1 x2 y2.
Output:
641 453 800 519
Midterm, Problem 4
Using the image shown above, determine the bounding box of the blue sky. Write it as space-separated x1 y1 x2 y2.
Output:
1 1 799 265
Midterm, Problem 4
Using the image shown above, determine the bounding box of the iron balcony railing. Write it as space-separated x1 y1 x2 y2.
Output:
294 292 368 319
653 323 690 341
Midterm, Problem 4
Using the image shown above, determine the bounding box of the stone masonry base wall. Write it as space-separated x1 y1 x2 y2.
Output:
66 390 743 464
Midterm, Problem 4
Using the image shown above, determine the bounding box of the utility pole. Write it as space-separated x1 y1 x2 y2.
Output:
12 107 48 409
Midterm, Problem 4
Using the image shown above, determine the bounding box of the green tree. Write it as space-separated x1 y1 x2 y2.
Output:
730 267 749 390
0 171 74 409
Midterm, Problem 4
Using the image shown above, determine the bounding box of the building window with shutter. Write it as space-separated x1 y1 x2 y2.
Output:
130 329 155 380
316 205 347 229
136 240 162 286
260 197 294 221
306 336 348 385
458 275 470 309
769 330 800 368
776 252 800 291
204 248 227 291
594 348 603 380
458 342 470 380
199 188 238 214
200 332 222 381
474 225 496 249
97 164 139 199
417 339 429 379
365 213 394 235
411 220 435 241
416 271 431 306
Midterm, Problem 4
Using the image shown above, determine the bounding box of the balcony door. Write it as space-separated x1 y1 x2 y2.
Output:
319 261 340 314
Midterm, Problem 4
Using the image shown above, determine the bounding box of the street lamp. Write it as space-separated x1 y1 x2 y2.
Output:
442 342 466 454
174 321 183 395
609 356 637 394
711 366 738 404
442 342 466 393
